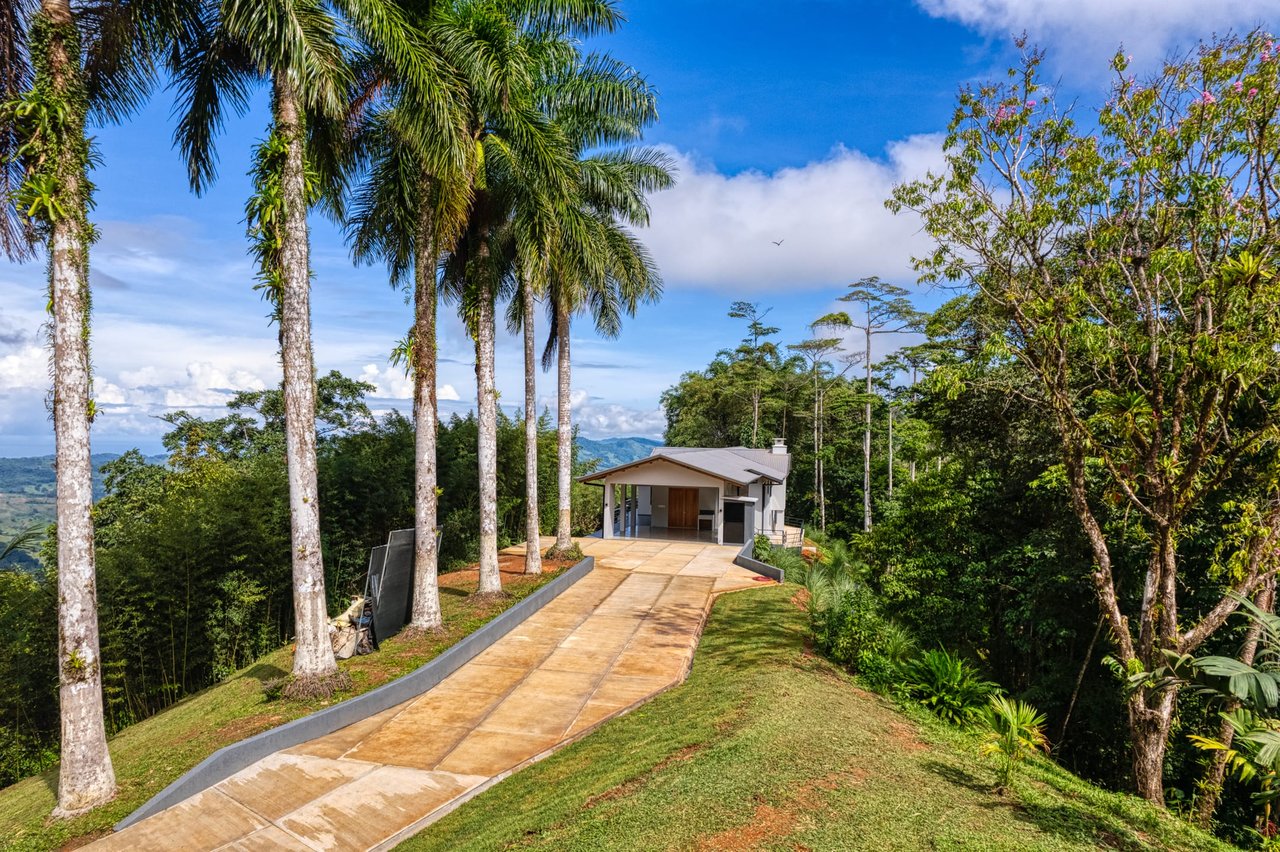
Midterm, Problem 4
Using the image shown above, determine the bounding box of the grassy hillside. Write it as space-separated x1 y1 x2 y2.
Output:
0 562 570 851
401 585 1233 852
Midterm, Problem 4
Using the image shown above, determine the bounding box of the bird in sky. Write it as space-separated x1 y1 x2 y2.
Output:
772 239 784 246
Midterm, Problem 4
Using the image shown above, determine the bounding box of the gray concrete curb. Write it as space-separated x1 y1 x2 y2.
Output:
734 541 784 583
116 555 595 831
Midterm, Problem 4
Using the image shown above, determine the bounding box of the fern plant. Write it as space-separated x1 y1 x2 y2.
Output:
980 695 1049 787
1191 709 1280 831
899 649 999 725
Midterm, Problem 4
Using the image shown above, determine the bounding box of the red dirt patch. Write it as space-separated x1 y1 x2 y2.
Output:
584 744 706 809
695 771 865 851
789 589 810 612
888 721 927 752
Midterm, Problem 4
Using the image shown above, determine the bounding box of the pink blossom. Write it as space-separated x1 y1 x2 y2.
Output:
1201 90 1217 104
1026 100 1037 108
1234 80 1244 92
1250 87 1259 98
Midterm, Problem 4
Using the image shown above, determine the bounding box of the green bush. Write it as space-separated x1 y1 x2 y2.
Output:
752 533 772 561
803 559 900 686
764 544 807 578
899 649 1000 726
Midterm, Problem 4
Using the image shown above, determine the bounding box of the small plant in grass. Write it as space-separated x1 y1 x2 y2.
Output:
980 695 1049 788
899 649 999 725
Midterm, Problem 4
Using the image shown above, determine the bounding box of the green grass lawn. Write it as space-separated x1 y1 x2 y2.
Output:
401 585 1236 852
0 561 569 851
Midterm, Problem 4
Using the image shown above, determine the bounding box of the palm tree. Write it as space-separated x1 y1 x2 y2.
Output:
510 260 545 573
345 7 475 629
2 0 192 816
539 55 673 555
168 0 445 691
438 4 620 594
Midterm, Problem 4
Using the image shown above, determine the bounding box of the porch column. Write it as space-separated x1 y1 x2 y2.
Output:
628 484 637 535
715 485 724 545
603 482 614 539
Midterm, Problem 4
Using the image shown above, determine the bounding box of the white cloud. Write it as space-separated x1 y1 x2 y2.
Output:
918 0 1280 71
438 383 461 402
642 138 943 293
556 389 665 439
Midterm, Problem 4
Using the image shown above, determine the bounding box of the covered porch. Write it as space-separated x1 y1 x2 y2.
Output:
582 459 758 547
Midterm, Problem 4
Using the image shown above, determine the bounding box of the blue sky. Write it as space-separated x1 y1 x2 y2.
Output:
2 0 1278 455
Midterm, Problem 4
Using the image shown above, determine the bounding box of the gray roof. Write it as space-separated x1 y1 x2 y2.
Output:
579 445 791 486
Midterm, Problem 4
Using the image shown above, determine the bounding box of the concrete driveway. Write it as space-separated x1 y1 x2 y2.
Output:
91 538 771 851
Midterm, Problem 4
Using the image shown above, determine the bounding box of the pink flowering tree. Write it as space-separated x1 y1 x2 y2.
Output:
890 32 1280 806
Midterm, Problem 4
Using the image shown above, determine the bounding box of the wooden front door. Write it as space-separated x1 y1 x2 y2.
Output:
669 487 699 529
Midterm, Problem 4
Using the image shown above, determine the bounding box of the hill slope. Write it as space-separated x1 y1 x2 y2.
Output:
400 585 1231 852
576 436 662 469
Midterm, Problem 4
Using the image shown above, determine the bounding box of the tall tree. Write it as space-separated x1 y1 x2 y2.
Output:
788 320 847 532
169 0 444 690
839 277 921 532
2 0 192 815
539 54 672 555
891 33 1280 803
346 3 475 628
727 301 781 447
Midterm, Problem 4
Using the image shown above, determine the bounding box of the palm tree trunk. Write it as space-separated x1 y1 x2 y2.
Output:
409 195 441 629
553 296 574 551
522 275 543 574
475 271 501 594
275 75 337 680
41 0 116 816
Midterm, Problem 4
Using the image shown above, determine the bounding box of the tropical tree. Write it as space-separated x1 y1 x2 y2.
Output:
890 33 1280 803
788 318 850 532
167 0 448 692
726 301 781 448
437 7 584 593
1 0 195 816
539 54 672 555
512 260 545 572
345 1 478 627
838 277 921 532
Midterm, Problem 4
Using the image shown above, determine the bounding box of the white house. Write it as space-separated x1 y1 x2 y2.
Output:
578 440 792 547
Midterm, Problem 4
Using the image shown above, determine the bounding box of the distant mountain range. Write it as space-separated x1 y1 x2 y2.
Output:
576 436 662 470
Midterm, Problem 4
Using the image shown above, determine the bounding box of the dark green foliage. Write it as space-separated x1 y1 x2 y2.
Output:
899 649 1000 726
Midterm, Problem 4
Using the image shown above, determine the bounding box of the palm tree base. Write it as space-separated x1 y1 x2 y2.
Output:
545 543 584 562
278 671 352 701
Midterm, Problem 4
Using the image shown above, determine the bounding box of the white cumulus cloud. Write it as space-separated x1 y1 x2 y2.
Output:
642 138 944 293
918 0 1280 71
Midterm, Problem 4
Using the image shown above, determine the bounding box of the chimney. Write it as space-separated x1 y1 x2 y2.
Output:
771 437 787 455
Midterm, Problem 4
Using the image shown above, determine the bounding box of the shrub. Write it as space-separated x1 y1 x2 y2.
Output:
752 533 772 561
804 559 897 685
980 695 1049 787
899 649 999 725
765 544 807 579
